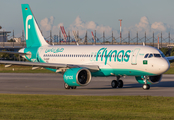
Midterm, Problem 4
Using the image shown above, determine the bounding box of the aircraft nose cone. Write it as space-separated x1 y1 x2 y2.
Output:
161 59 170 73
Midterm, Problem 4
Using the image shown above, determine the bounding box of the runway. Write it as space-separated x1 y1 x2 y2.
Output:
0 73 174 96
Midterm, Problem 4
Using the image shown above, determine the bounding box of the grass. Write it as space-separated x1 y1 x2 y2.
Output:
164 67 174 74
164 62 174 74
0 94 174 120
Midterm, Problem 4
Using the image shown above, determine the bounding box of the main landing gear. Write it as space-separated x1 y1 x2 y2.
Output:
111 76 124 88
64 83 77 89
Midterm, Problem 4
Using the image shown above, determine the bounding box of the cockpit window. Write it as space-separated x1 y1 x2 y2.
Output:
161 53 165 57
144 54 149 58
148 54 153 58
154 54 161 57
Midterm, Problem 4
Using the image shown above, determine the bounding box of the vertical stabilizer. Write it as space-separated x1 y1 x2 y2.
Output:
21 4 48 47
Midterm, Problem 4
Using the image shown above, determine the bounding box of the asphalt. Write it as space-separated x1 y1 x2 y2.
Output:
0 73 174 96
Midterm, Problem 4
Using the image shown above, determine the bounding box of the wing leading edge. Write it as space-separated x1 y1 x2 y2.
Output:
0 60 99 72
165 56 174 61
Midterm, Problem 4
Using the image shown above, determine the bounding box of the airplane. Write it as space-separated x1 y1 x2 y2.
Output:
0 4 173 90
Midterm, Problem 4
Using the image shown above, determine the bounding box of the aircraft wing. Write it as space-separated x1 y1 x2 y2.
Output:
0 60 99 71
0 51 29 55
165 56 174 61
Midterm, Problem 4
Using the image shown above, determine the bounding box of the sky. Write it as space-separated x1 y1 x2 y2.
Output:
1 0 174 39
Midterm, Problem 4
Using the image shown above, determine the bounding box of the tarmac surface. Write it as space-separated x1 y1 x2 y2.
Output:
0 73 174 96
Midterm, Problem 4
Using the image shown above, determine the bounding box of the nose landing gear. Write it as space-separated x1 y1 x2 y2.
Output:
142 84 150 90
142 77 150 90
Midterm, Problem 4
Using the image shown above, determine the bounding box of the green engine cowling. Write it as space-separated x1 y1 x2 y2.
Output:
135 75 162 84
63 68 91 86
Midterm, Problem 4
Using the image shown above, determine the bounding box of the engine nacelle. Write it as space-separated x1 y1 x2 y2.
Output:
135 75 162 84
63 68 91 86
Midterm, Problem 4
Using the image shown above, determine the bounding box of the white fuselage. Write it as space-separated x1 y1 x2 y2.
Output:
33 45 170 76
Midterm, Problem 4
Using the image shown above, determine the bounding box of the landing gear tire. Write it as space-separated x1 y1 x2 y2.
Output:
111 80 118 88
118 80 123 88
64 83 70 89
71 86 77 89
142 84 150 90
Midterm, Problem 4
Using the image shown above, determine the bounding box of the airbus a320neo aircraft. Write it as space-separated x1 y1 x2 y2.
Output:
0 4 173 90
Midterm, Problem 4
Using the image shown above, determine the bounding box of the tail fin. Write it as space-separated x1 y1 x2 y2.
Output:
21 4 48 47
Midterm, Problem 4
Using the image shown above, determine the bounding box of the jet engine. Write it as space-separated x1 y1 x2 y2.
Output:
135 75 162 84
63 68 91 86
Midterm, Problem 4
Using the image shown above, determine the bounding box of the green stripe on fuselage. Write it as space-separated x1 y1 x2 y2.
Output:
46 67 155 77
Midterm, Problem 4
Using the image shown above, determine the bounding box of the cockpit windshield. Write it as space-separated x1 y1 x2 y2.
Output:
149 54 153 58
144 54 149 58
144 53 161 58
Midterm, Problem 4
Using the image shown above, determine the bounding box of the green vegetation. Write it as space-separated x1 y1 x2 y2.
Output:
164 62 174 74
0 94 173 120
0 49 10 60
160 47 169 56
164 67 174 74
170 47 174 56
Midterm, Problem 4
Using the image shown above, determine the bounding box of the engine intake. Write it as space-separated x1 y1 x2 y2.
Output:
63 68 91 86
135 74 162 84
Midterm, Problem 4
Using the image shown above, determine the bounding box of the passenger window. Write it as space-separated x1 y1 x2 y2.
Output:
148 54 153 58
144 54 149 58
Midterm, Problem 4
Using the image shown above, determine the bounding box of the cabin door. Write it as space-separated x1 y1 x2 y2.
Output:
131 48 140 65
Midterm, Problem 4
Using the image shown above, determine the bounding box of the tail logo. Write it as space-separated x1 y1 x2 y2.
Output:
26 15 32 40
